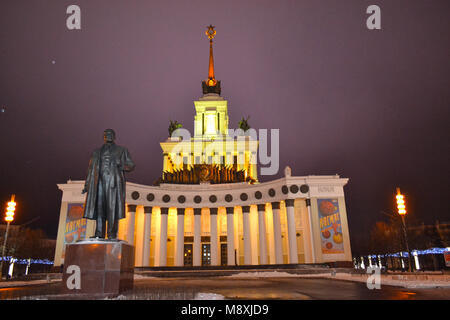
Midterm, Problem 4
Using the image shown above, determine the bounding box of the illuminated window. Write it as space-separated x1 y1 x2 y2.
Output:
205 114 216 134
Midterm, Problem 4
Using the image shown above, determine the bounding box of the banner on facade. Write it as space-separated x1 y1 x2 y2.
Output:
64 203 87 246
318 198 344 255
444 251 450 268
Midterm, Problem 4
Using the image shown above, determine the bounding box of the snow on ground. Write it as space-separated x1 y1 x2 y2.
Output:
0 278 60 288
194 292 225 300
329 273 450 289
133 274 161 280
226 271 307 278
2 271 449 290
226 271 450 289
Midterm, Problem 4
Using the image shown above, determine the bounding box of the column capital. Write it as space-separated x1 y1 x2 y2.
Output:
160 207 169 215
285 199 295 207
242 205 250 213
127 204 137 212
144 206 153 214
271 202 280 210
257 203 265 212
194 208 202 215
210 207 218 215
177 208 186 215
226 207 234 214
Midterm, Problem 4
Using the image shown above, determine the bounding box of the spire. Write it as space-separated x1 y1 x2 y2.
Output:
206 25 216 86
202 25 221 95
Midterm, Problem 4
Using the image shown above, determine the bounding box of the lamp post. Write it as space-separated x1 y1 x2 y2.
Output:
396 188 413 272
0 195 16 280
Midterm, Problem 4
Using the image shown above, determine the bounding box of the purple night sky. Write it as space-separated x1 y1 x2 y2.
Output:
0 0 449 253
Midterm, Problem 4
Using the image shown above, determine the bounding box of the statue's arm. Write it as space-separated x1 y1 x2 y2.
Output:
82 156 94 194
121 148 135 172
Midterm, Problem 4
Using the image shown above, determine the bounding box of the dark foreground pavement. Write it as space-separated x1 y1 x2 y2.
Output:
1 276 450 300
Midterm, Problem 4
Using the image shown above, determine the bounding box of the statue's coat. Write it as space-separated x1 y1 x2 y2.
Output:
83 144 135 221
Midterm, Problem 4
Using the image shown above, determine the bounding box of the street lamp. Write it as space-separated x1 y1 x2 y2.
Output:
396 188 413 272
0 195 16 280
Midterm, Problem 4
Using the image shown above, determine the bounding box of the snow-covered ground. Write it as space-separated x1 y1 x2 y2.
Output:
226 271 303 278
194 293 225 300
0 278 60 288
225 271 450 289
1 271 448 291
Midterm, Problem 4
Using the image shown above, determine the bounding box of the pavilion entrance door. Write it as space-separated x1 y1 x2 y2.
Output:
220 243 227 266
201 243 211 266
184 244 193 266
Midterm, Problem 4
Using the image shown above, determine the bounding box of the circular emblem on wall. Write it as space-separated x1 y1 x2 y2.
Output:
147 193 155 202
131 191 140 200
178 195 186 203
194 195 202 204
162 194 171 203
199 164 212 182
209 195 217 203
289 185 299 194
300 184 309 193
254 191 262 199
268 188 276 197
240 193 248 201
281 185 289 194
225 194 233 202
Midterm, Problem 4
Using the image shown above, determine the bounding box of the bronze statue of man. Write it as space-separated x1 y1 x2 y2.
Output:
82 129 135 239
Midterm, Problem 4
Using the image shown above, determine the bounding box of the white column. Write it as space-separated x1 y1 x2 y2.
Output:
210 208 219 266
175 208 185 266
250 206 259 265
272 202 283 264
266 206 275 264
142 206 152 266
306 199 316 263
163 153 169 171
126 205 136 245
159 207 169 266
226 207 235 265
285 199 299 264
193 208 202 266
134 206 145 266
257 204 268 265
299 200 312 263
242 206 252 265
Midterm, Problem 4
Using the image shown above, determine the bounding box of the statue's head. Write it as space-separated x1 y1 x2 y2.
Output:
103 129 116 143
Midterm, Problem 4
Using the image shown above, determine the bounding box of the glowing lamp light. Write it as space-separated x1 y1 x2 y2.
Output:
4 197 16 222
396 188 407 215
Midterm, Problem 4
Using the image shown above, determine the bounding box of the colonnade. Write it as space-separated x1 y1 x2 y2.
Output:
125 199 310 267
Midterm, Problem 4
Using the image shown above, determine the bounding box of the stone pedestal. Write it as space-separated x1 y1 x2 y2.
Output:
62 240 134 296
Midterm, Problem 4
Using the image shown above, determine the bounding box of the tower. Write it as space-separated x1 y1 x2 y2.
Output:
159 26 258 183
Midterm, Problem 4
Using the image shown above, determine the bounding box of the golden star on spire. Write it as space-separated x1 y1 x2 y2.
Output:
205 25 216 40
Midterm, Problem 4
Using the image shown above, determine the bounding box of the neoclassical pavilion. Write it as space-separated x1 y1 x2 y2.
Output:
54 26 352 267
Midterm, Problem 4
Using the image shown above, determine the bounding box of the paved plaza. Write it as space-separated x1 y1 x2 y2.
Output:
1 275 450 300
